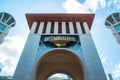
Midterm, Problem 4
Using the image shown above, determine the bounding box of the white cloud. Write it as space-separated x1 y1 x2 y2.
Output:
114 0 120 4
113 0 120 9
62 0 89 13
113 63 120 79
84 0 99 12
107 0 120 9
62 0 107 13
62 0 120 13
107 1 112 7
0 35 26 75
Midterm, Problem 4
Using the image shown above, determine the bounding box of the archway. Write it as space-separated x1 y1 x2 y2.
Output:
35 49 85 80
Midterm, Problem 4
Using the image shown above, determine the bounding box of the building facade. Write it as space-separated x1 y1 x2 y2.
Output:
13 14 107 80
0 12 15 44
105 13 120 44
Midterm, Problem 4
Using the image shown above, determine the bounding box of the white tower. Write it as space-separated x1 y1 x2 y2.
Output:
105 13 120 44
0 12 15 44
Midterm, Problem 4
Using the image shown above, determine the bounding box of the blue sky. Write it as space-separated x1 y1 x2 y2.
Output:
0 0 120 80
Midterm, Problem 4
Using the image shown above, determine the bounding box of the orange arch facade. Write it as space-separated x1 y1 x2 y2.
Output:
13 14 107 80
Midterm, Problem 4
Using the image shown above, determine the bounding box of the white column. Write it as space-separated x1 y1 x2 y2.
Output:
83 22 90 34
38 22 44 34
69 22 74 34
111 15 117 23
54 22 58 34
62 22 66 34
30 22 37 34
76 22 82 34
46 22 51 34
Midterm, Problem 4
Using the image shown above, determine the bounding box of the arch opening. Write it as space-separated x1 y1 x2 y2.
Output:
35 49 85 80
47 72 73 80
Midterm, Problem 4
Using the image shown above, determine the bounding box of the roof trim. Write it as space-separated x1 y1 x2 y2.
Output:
26 13 95 30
